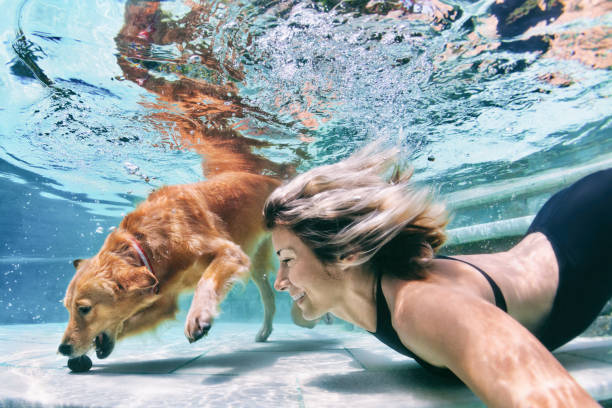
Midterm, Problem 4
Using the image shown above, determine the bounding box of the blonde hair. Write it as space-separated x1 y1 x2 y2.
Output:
263 147 449 279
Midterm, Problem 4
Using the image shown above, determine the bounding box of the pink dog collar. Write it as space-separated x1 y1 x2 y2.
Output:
128 238 155 277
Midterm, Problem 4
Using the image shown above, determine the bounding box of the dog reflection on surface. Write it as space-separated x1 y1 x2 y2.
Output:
58 171 314 360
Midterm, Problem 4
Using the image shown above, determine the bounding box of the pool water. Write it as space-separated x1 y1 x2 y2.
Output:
0 0 611 406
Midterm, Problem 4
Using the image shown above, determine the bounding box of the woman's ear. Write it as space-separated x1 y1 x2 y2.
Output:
337 253 361 273
340 253 359 264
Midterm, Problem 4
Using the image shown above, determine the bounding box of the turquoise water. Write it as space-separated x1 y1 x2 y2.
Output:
0 0 611 325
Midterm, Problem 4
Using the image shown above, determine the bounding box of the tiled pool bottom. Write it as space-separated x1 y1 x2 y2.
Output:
0 322 611 408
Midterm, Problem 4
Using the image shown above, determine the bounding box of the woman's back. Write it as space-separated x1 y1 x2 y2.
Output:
440 232 559 333
432 168 612 349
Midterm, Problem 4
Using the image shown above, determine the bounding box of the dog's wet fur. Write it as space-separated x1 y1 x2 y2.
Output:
59 171 312 360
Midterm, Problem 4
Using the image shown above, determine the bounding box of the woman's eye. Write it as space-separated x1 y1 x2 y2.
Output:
78 306 92 316
281 259 293 266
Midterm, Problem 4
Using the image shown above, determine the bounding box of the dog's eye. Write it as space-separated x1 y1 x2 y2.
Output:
78 306 92 316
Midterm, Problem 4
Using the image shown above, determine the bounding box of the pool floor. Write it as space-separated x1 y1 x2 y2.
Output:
0 321 611 407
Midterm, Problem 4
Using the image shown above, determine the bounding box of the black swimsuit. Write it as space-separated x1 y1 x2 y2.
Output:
369 255 507 375
369 169 612 371
526 168 612 350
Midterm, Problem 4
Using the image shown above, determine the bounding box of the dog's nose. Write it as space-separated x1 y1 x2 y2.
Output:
58 343 73 356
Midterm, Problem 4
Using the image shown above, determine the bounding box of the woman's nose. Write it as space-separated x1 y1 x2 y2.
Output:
274 269 289 291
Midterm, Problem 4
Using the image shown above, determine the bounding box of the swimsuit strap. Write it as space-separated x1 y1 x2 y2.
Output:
436 255 508 313
373 272 451 375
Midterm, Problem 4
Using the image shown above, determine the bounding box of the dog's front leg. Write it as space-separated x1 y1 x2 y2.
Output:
251 237 276 342
185 240 250 343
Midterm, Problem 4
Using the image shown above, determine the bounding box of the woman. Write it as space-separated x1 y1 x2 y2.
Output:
263 148 611 407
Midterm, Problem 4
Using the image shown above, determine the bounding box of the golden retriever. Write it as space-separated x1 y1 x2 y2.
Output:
58 171 307 360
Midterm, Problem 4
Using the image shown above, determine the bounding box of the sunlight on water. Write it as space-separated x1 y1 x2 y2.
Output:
1 0 610 219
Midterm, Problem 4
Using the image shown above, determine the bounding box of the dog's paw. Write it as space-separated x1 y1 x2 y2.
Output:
255 324 272 342
184 314 213 343
185 278 218 343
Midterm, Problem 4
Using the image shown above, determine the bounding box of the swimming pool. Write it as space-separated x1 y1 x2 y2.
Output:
0 0 611 406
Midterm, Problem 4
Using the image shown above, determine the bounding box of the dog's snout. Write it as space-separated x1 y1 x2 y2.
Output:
58 343 73 356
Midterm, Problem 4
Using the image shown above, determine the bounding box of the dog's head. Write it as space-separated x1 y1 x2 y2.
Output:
58 231 159 359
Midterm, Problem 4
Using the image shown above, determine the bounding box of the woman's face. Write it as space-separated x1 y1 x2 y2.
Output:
271 227 339 320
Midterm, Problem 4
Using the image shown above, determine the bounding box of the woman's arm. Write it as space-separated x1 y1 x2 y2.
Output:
390 281 599 407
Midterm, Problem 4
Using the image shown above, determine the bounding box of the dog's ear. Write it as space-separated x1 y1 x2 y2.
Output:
115 269 158 293
73 259 83 269
112 241 145 268
112 241 159 293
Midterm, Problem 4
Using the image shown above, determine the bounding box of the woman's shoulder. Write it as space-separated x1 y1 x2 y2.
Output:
382 274 486 368
382 258 496 306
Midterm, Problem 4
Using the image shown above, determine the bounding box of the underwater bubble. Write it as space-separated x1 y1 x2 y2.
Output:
124 162 140 175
